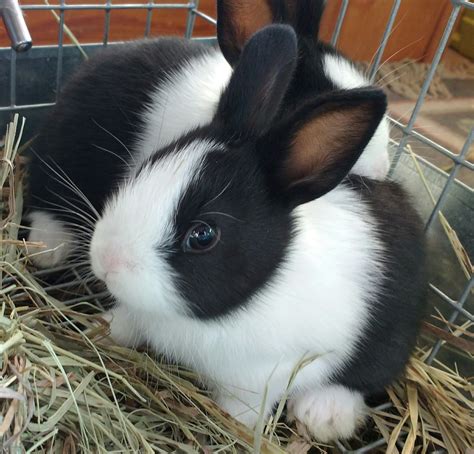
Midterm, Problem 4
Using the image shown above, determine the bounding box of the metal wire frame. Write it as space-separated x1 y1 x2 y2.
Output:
1 1 206 113
1 0 473 452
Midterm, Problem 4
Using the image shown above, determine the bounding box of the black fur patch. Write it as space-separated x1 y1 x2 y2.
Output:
331 176 427 394
168 145 294 319
25 38 213 221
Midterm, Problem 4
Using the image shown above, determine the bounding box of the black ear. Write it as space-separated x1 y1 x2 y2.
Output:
262 88 387 206
293 0 326 39
217 0 278 66
217 0 326 66
215 24 297 139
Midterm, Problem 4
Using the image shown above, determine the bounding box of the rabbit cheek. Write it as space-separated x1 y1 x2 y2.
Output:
90 139 217 317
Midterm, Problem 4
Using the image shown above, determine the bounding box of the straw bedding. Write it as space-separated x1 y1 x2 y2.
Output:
358 56 474 101
1 116 473 453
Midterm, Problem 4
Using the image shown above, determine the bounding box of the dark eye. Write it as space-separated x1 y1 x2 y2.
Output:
184 223 220 253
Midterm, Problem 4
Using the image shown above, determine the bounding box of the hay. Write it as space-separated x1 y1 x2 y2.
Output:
1 116 473 452
358 56 474 101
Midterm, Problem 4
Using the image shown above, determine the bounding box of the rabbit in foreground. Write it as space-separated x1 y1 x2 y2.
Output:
85 26 424 441
23 5 426 444
26 0 390 269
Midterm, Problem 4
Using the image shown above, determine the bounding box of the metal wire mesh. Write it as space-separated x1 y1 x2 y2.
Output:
1 1 473 452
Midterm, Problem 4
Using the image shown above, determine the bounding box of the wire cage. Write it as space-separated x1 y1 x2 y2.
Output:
0 0 473 452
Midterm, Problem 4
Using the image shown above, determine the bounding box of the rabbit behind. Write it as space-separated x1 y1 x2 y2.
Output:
25 38 232 267
216 0 391 180
91 25 426 442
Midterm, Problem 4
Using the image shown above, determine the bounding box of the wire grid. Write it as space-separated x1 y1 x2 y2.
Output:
1 0 473 452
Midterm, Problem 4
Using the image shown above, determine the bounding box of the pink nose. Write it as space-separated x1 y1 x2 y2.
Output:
100 248 129 274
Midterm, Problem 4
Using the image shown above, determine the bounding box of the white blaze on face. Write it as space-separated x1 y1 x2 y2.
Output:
90 139 218 316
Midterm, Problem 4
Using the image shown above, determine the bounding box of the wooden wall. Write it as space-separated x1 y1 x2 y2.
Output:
1 0 456 63
319 0 454 63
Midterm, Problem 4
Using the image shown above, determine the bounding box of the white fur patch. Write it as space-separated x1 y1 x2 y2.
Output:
134 49 232 165
27 211 72 268
90 139 220 317
287 385 367 442
323 54 367 89
323 53 390 180
100 184 385 428
103 306 144 349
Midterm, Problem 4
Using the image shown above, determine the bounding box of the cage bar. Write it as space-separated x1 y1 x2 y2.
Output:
55 0 66 96
426 276 474 364
389 117 474 170
429 284 474 322
185 0 199 39
368 0 401 82
331 0 349 46
18 3 191 11
103 0 112 45
389 4 462 175
9 48 16 108
144 0 154 37
1 0 32 51
425 128 474 230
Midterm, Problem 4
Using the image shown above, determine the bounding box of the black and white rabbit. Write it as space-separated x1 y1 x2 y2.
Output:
26 0 390 268
22 3 426 443
84 26 424 442
216 0 391 180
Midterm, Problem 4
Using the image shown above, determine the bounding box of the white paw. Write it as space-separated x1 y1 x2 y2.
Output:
27 211 72 268
215 394 260 427
287 385 367 443
214 386 278 428
102 307 142 348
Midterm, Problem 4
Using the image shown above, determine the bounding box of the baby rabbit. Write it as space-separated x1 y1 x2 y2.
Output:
87 25 425 442
216 0 391 180
26 0 388 269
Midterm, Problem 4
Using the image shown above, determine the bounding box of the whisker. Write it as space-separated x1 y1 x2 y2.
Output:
48 158 101 219
92 143 131 169
370 36 425 80
30 147 100 219
376 61 413 87
202 179 234 208
366 9 408 76
91 118 136 164
30 196 96 230
201 211 243 223
44 191 97 226
378 73 409 90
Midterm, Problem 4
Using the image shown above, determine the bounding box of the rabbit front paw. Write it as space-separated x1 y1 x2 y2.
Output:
287 385 367 442
102 306 143 348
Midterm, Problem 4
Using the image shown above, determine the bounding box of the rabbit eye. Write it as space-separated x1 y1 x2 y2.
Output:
184 223 220 253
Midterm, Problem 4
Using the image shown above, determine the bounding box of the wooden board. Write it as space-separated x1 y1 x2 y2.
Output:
0 0 217 46
319 0 453 63
1 0 457 63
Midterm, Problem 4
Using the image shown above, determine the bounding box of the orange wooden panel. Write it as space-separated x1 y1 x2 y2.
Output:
1 0 454 63
320 0 453 63
0 0 217 47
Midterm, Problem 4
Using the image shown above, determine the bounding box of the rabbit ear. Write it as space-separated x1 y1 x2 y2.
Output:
217 1 326 65
215 24 297 139
287 0 326 39
263 88 387 206
217 0 281 66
